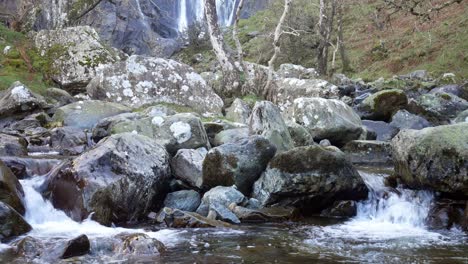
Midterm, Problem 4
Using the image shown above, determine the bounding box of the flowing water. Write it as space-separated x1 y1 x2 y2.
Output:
0 166 467 263
177 0 239 32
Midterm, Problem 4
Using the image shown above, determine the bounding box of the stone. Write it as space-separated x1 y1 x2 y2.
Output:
87 55 223 115
115 233 165 255
52 100 131 129
252 145 368 213
0 82 47 119
61 235 90 259
286 122 314 147
0 134 28 157
171 148 206 189
12 236 45 259
209 202 241 224
158 207 231 228
392 123 468 198
0 160 25 215
49 127 88 155
273 78 340 111
202 136 276 195
358 89 408 121
343 140 392 165
45 88 76 107
454 109 468 123
8 112 50 132
228 204 299 222
196 186 248 217
362 120 399 141
389 110 431 130
34 26 121 94
248 101 294 152
276 64 318 79
322 200 358 218
213 128 250 146
408 92 468 124
426 201 465 230
0 201 31 241
42 133 171 225
225 98 251 124
290 98 363 146
163 190 201 212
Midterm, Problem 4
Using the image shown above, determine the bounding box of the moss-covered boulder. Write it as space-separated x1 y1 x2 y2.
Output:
454 109 468 123
392 123 468 198
34 26 121 94
248 101 294 152
202 136 276 195
42 133 171 225
0 160 25 215
0 201 31 241
252 145 368 213
52 100 131 129
358 89 408 121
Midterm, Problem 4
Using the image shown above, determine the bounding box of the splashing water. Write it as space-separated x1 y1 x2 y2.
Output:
301 169 466 262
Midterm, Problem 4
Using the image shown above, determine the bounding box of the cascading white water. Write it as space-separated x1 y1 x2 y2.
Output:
16 176 181 245
177 0 239 32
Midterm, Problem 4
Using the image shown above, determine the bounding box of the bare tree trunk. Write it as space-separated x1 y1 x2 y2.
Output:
337 0 350 73
263 0 292 99
232 0 250 95
317 0 337 76
204 0 241 97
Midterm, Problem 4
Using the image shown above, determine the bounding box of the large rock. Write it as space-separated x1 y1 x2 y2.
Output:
287 122 314 147
343 140 392 165
358 89 408 121
52 100 131 129
252 145 368 212
34 26 121 94
171 148 206 189
60 235 90 259
0 160 25 215
202 136 276 195
114 233 165 255
213 128 250 146
408 92 468 124
362 120 399 141
276 64 318 79
389 110 431 130
196 186 250 222
392 123 468 198
0 82 47 120
0 134 28 157
273 78 340 111
0 201 31 241
290 98 363 146
42 133 171 225
163 190 201 212
454 109 468 123
225 98 251 124
49 127 88 155
87 55 223 115
248 101 294 152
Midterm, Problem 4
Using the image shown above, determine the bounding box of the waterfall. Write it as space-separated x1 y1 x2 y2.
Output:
177 0 239 33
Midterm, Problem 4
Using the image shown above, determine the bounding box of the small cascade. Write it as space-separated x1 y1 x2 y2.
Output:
178 0 188 32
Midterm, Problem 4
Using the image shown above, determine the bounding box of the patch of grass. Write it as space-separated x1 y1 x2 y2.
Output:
0 24 51 94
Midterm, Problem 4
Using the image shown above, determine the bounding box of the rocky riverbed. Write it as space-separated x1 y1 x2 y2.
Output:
0 24 467 263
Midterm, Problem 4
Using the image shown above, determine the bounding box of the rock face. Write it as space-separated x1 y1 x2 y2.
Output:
0 160 25 215
248 101 294 152
52 100 131 129
252 145 368 213
273 78 340 111
290 98 363 146
87 55 223 115
171 148 206 189
34 26 121 94
0 82 47 120
202 136 276 195
392 123 468 198
42 133 171 225
0 134 28 157
0 201 31 241
358 89 408 121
